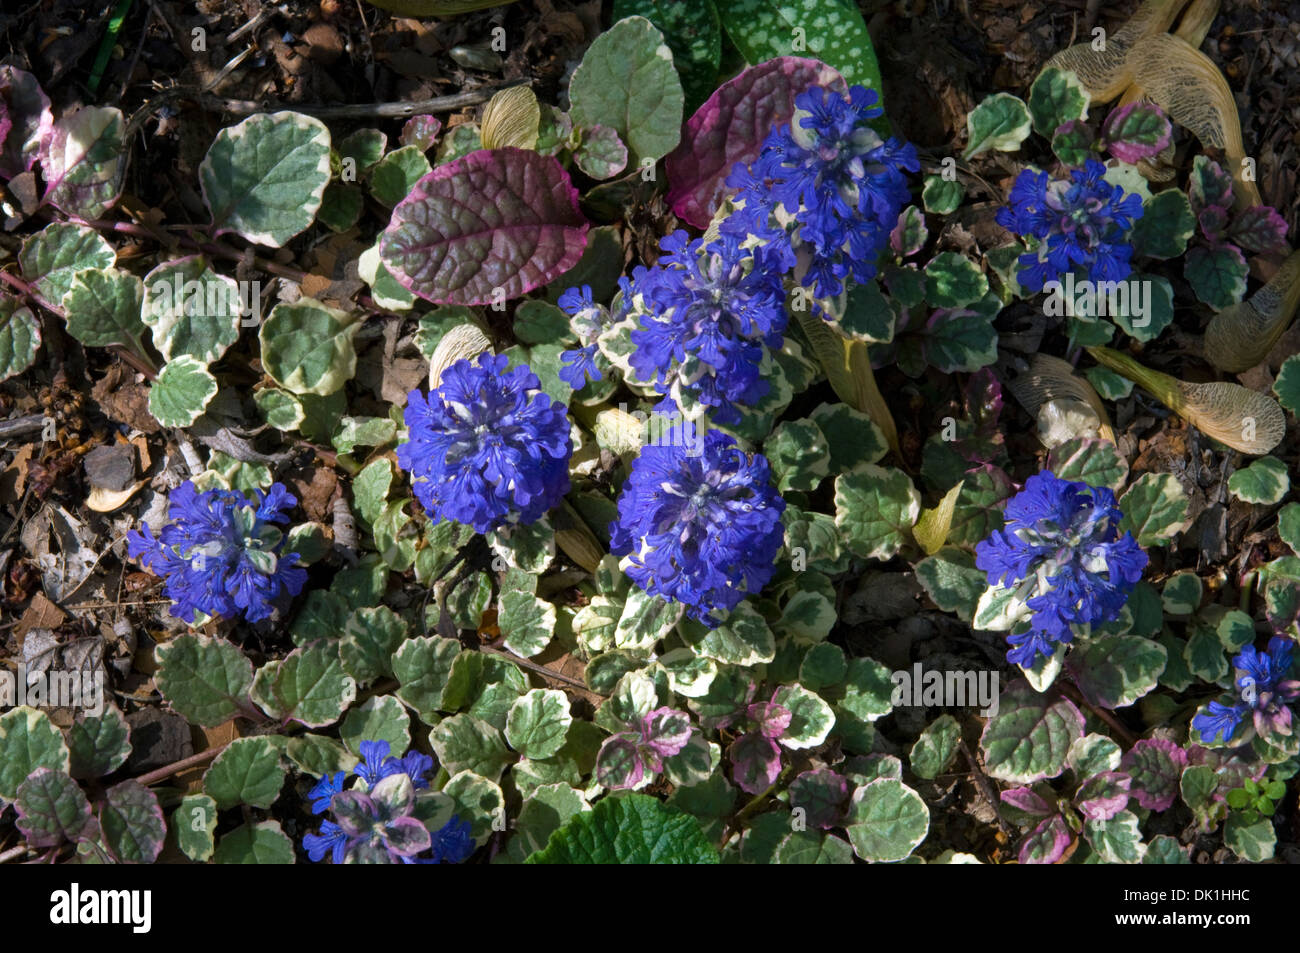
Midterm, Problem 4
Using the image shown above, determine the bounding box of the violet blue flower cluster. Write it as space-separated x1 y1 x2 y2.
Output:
995 158 1145 293
556 284 612 390
127 481 307 625
303 740 474 865
723 84 919 299
397 352 572 534
623 231 787 425
1193 638 1299 746
975 472 1148 668
609 428 785 623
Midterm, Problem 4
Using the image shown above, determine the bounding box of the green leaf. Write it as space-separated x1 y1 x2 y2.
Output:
285 734 356 778
914 547 986 622
844 779 930 862
612 0 721 111
393 635 462 722
19 222 115 304
684 601 775 666
1066 635 1166 709
1110 274 1173 343
370 144 432 207
430 714 515 781
213 820 295 864
525 792 719 863
98 780 165 863
149 356 218 427
1277 502 1300 555
15 769 93 846
1184 624 1229 683
773 683 835 749
41 105 125 218
340 605 407 686
765 418 831 491
200 110 332 247
713 0 884 107
810 403 888 473
1186 244 1248 310
1085 810 1146 863
267 641 357 728
1142 834 1190 864
141 256 243 364
924 252 988 309
341 695 411 755
568 16 684 165
1216 608 1256 651
66 706 132 780
1046 437 1128 491
155 634 254 727
921 175 964 215
1274 354 1300 416
0 296 40 383
1119 472 1191 547
338 127 386 171
506 689 573 759
487 519 555 574
909 714 961 780
1028 67 1090 136
1051 121 1095 167
259 299 358 396
1227 456 1289 505
171 794 217 863
499 589 557 658
980 681 1083 783
61 267 147 355
834 465 921 560
202 737 287 810
962 93 1031 159
1130 189 1196 259
1224 811 1274 862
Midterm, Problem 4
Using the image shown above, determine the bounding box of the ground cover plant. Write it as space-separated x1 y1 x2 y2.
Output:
0 0 1299 866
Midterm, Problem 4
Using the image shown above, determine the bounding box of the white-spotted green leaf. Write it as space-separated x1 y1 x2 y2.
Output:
430 714 514 781
40 105 125 218
268 641 356 728
61 267 147 355
149 356 218 427
773 683 834 749
340 695 411 755
834 465 921 560
684 601 774 666
845 779 929 862
1065 635 1166 709
155 634 254 727
963 93 1031 159
340 605 407 686
0 708 70 802
613 586 682 654
141 256 243 363
66 706 132 780
1028 67 1090 136
1118 472 1192 547
213 820 295 864
202 737 286 810
1161 571 1202 615
506 689 572 760
1046 437 1129 491
909 714 961 780
979 681 1084 783
1224 811 1275 862
1227 456 1289 504
392 636 461 723
171 794 217 862
259 299 359 396
499 589 556 658
200 111 332 247
1085 810 1146 863
19 223 115 304
0 296 40 383
369 144 432 208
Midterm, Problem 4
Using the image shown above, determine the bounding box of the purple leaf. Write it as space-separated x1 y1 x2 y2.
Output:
1120 738 1187 812
385 816 433 857
727 732 783 795
15 768 94 848
400 115 442 153
664 56 847 228
595 735 647 790
1197 205 1230 243
1018 813 1074 864
640 707 693 760
1000 785 1055 816
1188 156 1235 216
332 790 380 836
746 701 793 740
1228 205 1289 256
1101 102 1173 164
788 768 849 829
0 66 52 180
379 147 589 306
1074 770 1131 821
39 105 125 219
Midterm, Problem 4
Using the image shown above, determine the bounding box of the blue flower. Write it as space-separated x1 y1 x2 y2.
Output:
303 820 348 863
557 285 609 390
610 428 786 624
624 231 787 424
559 344 602 389
995 158 1144 293
127 481 307 624
426 816 475 864
355 739 396 786
397 353 572 534
1193 637 1299 744
307 771 346 814
975 472 1148 668
723 84 918 299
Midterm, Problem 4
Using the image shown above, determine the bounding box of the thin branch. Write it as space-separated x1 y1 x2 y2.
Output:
198 84 515 119
132 742 230 787
1058 680 1138 748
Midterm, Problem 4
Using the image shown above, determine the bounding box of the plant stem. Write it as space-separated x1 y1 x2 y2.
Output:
1084 345 1184 412
1058 680 1138 747
133 742 230 787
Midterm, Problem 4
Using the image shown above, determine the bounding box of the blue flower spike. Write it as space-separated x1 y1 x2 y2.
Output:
1193 638 1300 746
975 472 1148 668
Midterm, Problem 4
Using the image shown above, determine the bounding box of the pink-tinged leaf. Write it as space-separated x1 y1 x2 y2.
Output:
728 732 783 795
39 105 126 219
1018 813 1074 864
385 816 433 857
595 734 647 790
1228 205 1289 256
1101 102 1173 164
379 148 589 306
15 768 94 847
664 56 846 227
400 115 442 153
0 102 11 160
788 768 849 829
746 701 792 740
1000 785 1054 816
1187 155 1234 216
1197 205 1230 243
98 780 165 863
0 66 52 179
640 707 693 759
890 205 928 258
1074 770 1131 821
1120 738 1187 812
